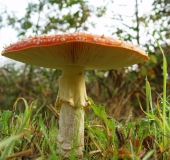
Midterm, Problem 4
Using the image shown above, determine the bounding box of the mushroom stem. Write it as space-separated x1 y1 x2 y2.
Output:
56 66 89 158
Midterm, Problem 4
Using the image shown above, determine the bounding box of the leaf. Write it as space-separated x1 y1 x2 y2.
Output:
118 149 132 157
21 20 32 30
90 104 107 120
149 55 157 63
0 132 27 159
142 135 155 150
0 132 27 150
142 150 154 160
133 138 140 148
18 31 26 37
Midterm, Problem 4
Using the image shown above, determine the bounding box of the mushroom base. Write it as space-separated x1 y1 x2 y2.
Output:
57 103 84 158
56 66 89 158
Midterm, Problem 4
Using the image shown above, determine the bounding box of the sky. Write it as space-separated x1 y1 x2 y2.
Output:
0 0 153 66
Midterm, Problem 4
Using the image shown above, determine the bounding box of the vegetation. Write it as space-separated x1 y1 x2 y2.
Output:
0 54 169 159
0 0 170 159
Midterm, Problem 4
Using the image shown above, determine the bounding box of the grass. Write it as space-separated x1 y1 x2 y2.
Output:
0 49 169 159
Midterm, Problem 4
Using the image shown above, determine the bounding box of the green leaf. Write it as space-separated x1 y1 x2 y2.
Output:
149 55 157 63
21 20 32 30
90 104 107 120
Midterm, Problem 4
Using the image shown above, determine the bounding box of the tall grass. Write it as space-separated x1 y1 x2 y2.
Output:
156 41 168 160
140 42 169 159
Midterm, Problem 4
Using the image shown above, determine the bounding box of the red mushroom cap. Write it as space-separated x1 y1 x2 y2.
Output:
2 33 149 70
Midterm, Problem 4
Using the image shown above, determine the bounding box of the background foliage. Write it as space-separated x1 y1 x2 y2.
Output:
0 0 169 120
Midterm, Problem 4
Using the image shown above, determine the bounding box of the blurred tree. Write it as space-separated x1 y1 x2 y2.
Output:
0 63 60 110
87 0 170 119
142 0 170 96
3 0 91 35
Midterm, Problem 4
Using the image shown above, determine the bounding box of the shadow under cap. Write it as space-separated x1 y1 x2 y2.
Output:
2 33 149 70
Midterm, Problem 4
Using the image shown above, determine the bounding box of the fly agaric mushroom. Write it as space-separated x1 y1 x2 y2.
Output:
2 33 149 158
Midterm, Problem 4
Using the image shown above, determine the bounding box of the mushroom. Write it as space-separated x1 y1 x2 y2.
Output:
2 33 149 158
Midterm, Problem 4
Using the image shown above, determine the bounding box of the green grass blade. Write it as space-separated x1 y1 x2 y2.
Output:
142 150 154 160
155 40 167 160
0 132 27 159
